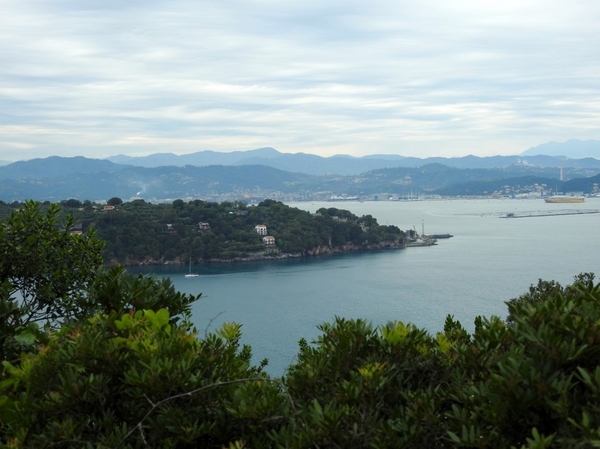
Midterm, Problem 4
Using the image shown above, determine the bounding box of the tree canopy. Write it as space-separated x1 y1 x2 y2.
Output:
68 199 406 265
0 201 104 360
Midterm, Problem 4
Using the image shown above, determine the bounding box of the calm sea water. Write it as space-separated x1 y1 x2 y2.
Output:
128 198 600 376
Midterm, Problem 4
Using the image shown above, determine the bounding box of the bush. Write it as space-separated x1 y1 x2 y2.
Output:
0 310 286 448
271 275 600 448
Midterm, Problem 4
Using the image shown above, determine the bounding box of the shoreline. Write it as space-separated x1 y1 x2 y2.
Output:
108 241 408 267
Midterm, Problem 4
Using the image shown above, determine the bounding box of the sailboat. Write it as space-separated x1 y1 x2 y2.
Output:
185 257 199 278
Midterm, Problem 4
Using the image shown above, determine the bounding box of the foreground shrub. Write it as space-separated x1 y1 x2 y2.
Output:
0 201 104 360
0 310 287 448
445 276 600 448
271 275 600 448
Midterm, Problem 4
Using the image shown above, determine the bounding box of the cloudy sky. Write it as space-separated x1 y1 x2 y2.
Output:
1 0 599 161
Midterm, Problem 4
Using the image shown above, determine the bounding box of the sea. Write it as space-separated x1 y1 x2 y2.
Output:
127 198 600 376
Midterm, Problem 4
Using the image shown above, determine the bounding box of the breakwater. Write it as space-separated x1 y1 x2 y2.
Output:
502 209 600 219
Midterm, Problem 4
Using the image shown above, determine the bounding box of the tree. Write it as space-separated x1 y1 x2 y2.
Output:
0 201 104 358
83 265 200 324
505 272 595 325
107 197 123 206
61 198 82 208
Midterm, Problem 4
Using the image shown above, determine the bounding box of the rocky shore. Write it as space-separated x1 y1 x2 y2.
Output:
108 240 406 267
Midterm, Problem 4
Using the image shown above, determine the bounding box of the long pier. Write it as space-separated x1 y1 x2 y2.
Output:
501 209 600 219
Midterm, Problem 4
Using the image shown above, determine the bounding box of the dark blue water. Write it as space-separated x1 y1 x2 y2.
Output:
129 198 600 376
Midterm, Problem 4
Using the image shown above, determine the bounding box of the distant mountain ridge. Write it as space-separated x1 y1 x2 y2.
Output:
1 155 600 202
105 146 600 176
107 147 282 168
521 139 600 158
0 156 126 180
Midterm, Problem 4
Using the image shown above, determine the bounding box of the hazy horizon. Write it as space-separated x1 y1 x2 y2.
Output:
2 1 599 161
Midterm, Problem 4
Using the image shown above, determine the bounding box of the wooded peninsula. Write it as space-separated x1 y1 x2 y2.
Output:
54 198 406 265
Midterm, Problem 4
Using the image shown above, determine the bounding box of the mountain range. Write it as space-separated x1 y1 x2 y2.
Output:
0 154 599 203
0 139 599 202
104 142 600 176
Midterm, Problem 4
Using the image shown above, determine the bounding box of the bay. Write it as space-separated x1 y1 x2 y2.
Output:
128 198 600 376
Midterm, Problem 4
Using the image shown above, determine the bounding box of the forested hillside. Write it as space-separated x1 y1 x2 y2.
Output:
65 199 405 264
89 200 404 264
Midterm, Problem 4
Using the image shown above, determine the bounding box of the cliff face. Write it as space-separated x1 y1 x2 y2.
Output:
108 241 406 267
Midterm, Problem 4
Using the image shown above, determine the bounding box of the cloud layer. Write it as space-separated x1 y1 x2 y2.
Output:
1 0 599 160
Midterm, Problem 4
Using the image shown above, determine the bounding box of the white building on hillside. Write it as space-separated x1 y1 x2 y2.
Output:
255 224 267 235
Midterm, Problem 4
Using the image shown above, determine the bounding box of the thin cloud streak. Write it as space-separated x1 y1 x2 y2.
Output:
1 0 599 161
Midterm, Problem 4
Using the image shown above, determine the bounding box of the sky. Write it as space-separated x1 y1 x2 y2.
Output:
1 0 599 161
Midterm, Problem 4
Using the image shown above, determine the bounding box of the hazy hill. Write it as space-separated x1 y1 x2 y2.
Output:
104 148 600 176
320 164 577 196
521 139 600 158
563 172 600 193
107 147 282 168
0 156 125 180
0 162 315 202
434 172 600 197
107 148 412 174
433 176 559 196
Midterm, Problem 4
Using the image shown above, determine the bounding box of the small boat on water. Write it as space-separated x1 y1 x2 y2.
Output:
544 196 585 204
185 258 199 278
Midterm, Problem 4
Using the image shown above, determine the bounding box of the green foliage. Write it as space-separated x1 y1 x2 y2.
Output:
0 200 198 359
0 201 104 359
0 310 285 448
60 198 83 209
273 275 600 448
506 273 595 325
82 265 200 325
76 199 405 264
107 197 123 206
0 200 275 447
278 317 454 448
444 277 600 448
